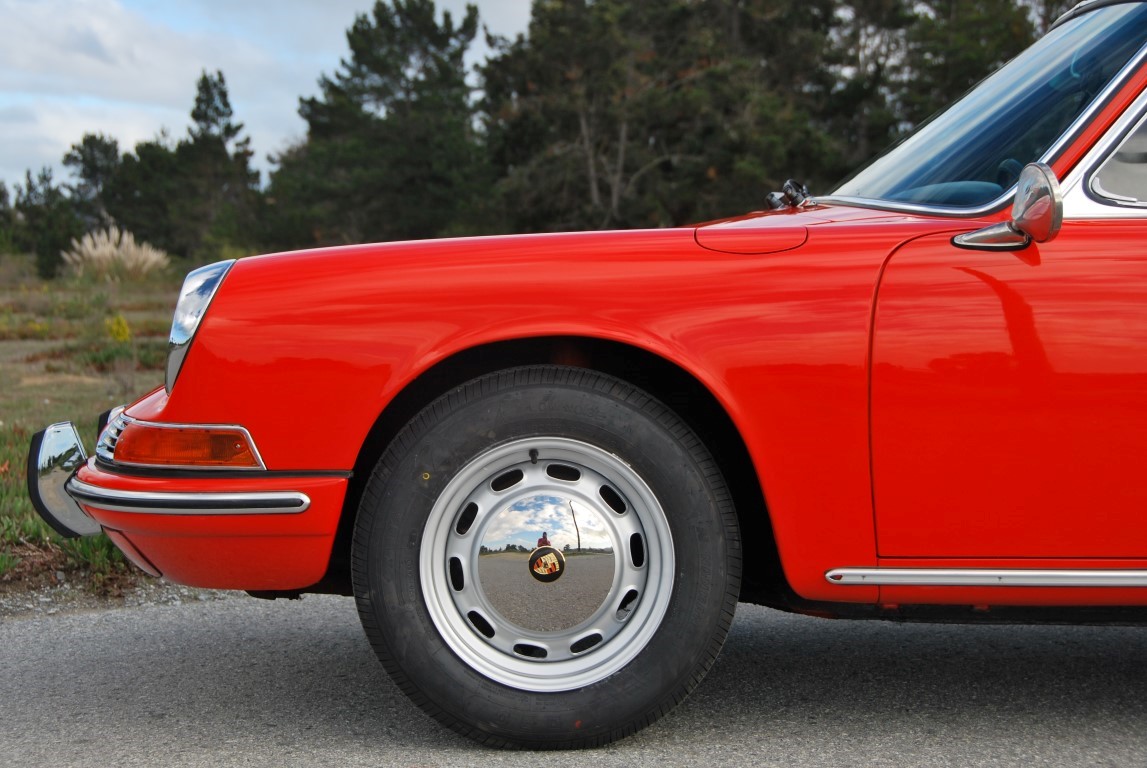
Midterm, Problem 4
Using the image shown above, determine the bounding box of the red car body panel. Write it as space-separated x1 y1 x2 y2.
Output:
72 194 1147 604
873 223 1147 561
74 459 347 589
45 16 1147 610
75 208 955 599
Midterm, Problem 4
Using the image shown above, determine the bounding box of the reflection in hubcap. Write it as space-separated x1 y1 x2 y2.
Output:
421 437 675 691
478 494 615 632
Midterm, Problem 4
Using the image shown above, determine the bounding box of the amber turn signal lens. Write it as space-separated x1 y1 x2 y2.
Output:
113 421 260 468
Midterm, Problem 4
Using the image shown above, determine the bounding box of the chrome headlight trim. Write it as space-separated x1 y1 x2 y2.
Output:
166 259 235 394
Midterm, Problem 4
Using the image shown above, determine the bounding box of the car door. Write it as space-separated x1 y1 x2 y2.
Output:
870 111 1147 560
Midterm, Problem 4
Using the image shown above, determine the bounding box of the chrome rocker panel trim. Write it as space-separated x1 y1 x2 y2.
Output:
66 478 311 515
826 568 1147 587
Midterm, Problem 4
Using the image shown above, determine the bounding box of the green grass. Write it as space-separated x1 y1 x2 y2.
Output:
0 421 55 552
59 535 127 578
0 251 179 586
0 551 19 574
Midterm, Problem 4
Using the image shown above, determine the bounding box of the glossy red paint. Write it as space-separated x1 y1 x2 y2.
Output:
99 194 1147 603
103 529 160 577
51 11 1147 611
873 223 1147 562
109 210 947 598
72 460 347 589
78 199 1147 605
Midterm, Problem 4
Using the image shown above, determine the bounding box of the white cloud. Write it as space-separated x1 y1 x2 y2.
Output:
483 495 614 553
0 97 181 184
0 0 529 190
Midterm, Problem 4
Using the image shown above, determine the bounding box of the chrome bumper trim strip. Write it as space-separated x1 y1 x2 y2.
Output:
826 568 1147 587
66 479 311 515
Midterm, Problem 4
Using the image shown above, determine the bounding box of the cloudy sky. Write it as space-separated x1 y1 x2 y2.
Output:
0 0 530 191
483 495 614 554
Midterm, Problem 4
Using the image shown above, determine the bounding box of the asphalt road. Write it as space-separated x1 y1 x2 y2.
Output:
3 595 1146 767
478 552 614 630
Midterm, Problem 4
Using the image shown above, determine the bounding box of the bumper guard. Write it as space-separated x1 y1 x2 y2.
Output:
28 421 313 539
27 423 102 538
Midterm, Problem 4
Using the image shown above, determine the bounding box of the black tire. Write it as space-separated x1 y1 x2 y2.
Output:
351 366 740 748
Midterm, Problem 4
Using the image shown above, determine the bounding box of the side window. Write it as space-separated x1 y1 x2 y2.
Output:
1091 114 1147 205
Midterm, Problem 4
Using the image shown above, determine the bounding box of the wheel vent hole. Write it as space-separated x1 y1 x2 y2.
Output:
630 533 645 568
467 611 495 638
570 634 602 654
599 485 627 514
491 469 524 492
449 557 465 591
616 589 640 621
513 643 548 659
455 502 478 535
546 463 581 482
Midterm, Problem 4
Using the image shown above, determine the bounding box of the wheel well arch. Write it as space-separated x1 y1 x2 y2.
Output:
322 336 787 605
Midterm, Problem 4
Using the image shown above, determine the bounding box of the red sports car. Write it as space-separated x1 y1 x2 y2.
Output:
28 0 1147 749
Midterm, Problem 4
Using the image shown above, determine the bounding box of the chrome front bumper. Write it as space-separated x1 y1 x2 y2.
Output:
27 422 102 537
28 421 313 539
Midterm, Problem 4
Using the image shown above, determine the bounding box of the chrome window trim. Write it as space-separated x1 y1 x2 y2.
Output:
815 194 1011 219
1052 0 1147 30
66 478 310 515
820 42 1147 219
827 568 1147 587
1061 80 1147 219
98 413 268 471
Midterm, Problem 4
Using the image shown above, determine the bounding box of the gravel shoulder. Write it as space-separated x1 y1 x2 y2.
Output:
0 575 239 619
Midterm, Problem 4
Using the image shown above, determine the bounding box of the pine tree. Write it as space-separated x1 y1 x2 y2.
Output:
899 0 1036 125
63 133 121 229
174 70 260 260
266 0 481 247
104 133 180 256
480 0 841 231
14 168 82 278
822 0 914 174
104 72 258 260
0 182 15 254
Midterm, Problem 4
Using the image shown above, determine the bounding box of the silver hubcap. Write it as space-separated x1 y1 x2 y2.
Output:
420 437 674 692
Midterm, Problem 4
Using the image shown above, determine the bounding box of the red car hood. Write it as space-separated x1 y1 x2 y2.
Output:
693 203 946 255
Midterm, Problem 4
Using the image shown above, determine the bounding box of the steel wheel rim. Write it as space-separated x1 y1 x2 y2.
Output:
420 437 675 692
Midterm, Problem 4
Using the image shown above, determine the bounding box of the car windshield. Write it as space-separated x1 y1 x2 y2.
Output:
831 3 1147 210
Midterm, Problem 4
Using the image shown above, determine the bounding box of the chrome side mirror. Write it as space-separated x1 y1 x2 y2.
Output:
953 162 1063 250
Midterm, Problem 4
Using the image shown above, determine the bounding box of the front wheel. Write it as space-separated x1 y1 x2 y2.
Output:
352 366 740 748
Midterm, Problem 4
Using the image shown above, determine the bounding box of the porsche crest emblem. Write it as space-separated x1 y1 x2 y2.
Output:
528 546 566 583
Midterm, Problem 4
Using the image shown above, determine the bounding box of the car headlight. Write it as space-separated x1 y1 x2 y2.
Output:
166 259 234 394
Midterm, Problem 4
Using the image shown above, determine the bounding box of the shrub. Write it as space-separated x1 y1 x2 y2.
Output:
62 226 170 281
